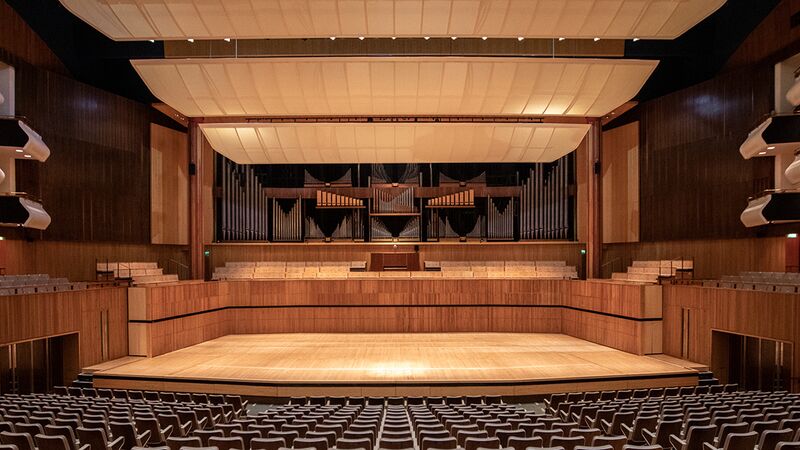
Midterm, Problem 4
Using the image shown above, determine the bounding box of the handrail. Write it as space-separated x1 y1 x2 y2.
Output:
747 188 800 201
167 258 191 280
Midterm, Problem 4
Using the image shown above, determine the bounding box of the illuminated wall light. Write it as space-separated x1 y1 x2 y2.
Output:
148 39 155 43
358 36 365 40
481 36 488 40
593 37 600 42
424 36 430 40
451 36 457 40
391 36 396 40
23 154 31 158
758 151 767 155
517 36 525 41
15 149 23 153
187 38 195 43
788 233 798 238
224 38 231 42
0 236 4 241
767 146 776 150
329 36 336 40
632 37 640 42
558 37 565 41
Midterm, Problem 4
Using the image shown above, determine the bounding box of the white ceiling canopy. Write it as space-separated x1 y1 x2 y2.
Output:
132 57 658 118
60 0 726 41
199 122 591 164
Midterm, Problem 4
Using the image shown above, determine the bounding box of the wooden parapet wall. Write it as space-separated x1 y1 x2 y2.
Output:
127 279 662 358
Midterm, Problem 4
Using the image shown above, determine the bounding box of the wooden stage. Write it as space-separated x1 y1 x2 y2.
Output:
92 333 698 398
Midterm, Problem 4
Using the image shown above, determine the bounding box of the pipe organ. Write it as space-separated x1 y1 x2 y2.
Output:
520 155 573 240
271 198 302 242
488 197 515 241
372 187 417 214
219 159 268 241
316 191 364 208
215 157 575 243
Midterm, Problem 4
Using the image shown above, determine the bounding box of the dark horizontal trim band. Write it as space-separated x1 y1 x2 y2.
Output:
129 304 661 324
93 371 696 389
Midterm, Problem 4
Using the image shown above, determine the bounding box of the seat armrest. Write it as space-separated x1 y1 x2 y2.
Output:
621 423 633 436
108 435 125 450
642 428 655 444
162 424 174 438
79 444 91 450
703 443 718 450
669 433 685 450
138 429 152 446
197 417 208 429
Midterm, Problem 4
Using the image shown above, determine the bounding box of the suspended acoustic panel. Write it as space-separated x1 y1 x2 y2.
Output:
60 0 725 41
741 192 800 228
740 115 800 159
199 122 591 164
131 57 659 118
0 119 50 162
0 196 51 230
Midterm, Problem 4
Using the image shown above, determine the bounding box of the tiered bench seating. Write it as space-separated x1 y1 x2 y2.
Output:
96 262 178 286
212 261 368 280
703 271 800 293
0 274 87 296
423 260 578 279
612 260 694 283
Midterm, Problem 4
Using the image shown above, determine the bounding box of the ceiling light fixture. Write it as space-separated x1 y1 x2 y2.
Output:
23 154 31 158
391 36 396 40
517 36 525 41
481 36 488 40
558 37 565 41
451 36 457 40
329 36 336 40
15 149 23 153
187 38 194 43
424 36 430 40
593 37 600 42
224 38 231 42
767 146 776 150
632 37 640 42
758 151 767 155
149 39 155 43
358 36 365 40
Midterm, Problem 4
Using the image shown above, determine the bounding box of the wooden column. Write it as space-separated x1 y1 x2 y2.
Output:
188 120 204 280
586 120 603 279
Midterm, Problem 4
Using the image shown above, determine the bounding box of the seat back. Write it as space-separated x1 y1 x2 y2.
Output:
167 437 202 450
720 432 757 450
35 434 70 450
1 432 37 450
207 437 244 450
756 429 794 450
684 425 718 450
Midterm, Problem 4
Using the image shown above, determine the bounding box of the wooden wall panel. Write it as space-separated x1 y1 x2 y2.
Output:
131 279 658 357
1 240 188 281
662 285 800 390
725 0 800 70
151 124 189 245
602 122 639 244
0 288 127 367
601 237 785 279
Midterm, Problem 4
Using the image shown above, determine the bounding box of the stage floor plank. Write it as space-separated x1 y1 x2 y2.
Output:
94 333 697 396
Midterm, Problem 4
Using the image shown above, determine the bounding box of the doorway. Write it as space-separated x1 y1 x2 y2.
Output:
712 330 792 391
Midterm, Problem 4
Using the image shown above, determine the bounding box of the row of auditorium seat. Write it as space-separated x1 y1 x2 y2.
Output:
702 272 800 293
3 384 799 450
0 275 87 297
611 261 694 284
96 263 178 286
422 261 577 279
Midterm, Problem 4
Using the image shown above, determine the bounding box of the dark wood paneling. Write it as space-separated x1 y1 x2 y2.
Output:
623 64 776 241
725 0 800 70
0 0 67 74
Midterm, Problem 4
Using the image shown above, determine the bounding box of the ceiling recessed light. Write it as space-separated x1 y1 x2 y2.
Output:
558 37 565 41
767 146 776 150
517 36 525 41
481 36 488 40
451 36 457 40
224 38 231 42
23 154 31 158
593 37 600 42
149 39 155 43
391 36 396 40
15 149 23 153
424 36 430 40
758 151 767 155
632 37 640 42
329 36 336 40
187 38 194 43
358 36 365 40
